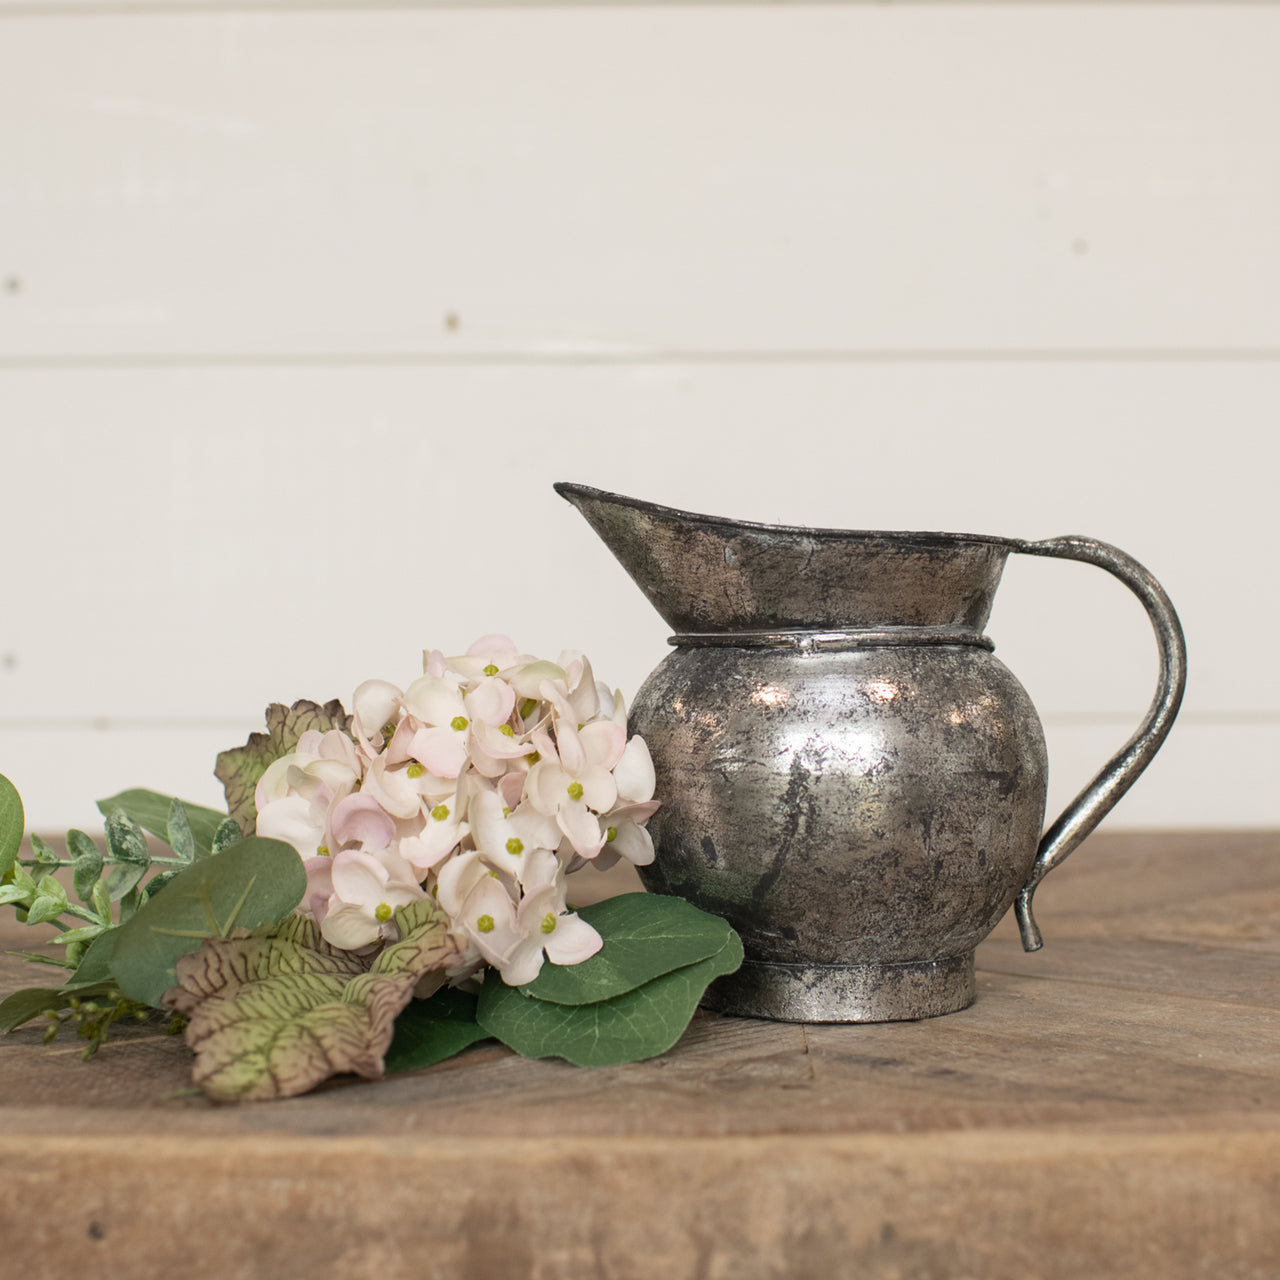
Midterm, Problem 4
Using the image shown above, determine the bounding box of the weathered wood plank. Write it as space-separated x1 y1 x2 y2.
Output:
2 832 1278 1276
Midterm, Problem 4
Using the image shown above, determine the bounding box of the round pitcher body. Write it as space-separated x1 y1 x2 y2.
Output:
630 641 1049 1022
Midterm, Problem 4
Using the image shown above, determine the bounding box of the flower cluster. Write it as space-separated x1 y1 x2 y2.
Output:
252 636 659 987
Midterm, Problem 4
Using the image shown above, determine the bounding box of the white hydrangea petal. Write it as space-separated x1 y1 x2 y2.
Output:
352 679 404 742
542 912 603 967
613 735 656 804
464 676 516 726
403 676 467 727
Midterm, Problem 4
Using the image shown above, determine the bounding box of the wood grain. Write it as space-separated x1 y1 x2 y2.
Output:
1 831 1277 1277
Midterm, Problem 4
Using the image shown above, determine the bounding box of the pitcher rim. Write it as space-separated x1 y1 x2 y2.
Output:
555 482 1021 551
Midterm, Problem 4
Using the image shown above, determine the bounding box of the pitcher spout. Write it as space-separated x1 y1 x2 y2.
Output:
555 481 1015 636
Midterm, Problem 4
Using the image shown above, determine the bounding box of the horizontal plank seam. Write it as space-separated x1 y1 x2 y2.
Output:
7 0 1276 17
3 348 1280 372
2 1125 1279 1163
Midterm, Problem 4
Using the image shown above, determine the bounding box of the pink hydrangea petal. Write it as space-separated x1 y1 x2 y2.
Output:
410 725 469 778
465 677 516 727
581 719 626 772
499 771 527 812
330 793 397 851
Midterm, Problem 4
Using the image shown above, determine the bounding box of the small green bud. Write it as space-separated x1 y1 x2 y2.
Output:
316 845 330 857
483 663 500 677
450 715 469 732
540 913 557 935
519 698 539 720
607 826 619 842
374 902 392 923
498 724 515 738
506 837 524 856
407 761 426 778
431 804 450 822
476 914 495 934
527 751 541 766
566 781 585 801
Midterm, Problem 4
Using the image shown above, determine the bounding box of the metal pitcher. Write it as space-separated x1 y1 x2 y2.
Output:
557 482 1186 1023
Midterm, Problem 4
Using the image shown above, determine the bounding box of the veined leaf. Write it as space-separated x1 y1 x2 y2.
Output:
165 900 461 1102
0 773 22 880
96 789 230 859
110 837 307 1008
519 893 734 1006
214 699 352 836
477 932 744 1068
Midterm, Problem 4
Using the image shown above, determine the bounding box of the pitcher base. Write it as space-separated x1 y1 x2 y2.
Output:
703 952 976 1023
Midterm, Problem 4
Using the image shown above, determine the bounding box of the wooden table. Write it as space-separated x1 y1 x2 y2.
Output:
2 831 1277 1280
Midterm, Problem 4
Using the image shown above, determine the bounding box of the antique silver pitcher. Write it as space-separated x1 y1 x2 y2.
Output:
557 483 1186 1023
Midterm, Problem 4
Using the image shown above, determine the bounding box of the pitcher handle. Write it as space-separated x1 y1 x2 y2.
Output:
1010 536 1187 952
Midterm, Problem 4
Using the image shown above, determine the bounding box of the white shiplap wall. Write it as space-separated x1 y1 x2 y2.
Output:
1 2 1276 832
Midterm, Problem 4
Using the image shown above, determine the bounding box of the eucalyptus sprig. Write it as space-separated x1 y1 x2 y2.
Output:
0 784 242 971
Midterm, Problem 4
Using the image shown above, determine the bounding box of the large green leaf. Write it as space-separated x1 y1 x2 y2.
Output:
0 773 23 880
519 893 734 1006
166 901 461 1102
214 699 352 836
477 932 744 1067
96 789 229 859
109 837 307 1007
384 987 493 1075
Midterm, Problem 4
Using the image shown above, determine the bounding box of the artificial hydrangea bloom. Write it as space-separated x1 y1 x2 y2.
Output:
252 636 659 988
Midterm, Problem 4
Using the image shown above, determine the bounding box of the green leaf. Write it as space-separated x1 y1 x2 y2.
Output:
109 836 308 1008
96 789 230 859
49 923 106 947
519 893 735 1006
28 833 59 867
91 878 111 922
0 884 31 907
70 928 119 987
165 900 461 1102
214 698 352 836
0 981 117 1033
104 810 150 866
167 799 196 864
68 829 105 904
385 987 493 1075
9 863 36 896
477 933 744 1068
26 875 69 925
105 861 147 903
140 869 180 903
210 817 243 858
0 773 23 879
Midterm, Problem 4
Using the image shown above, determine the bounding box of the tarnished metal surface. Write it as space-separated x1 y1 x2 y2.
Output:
556 484 1186 1023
